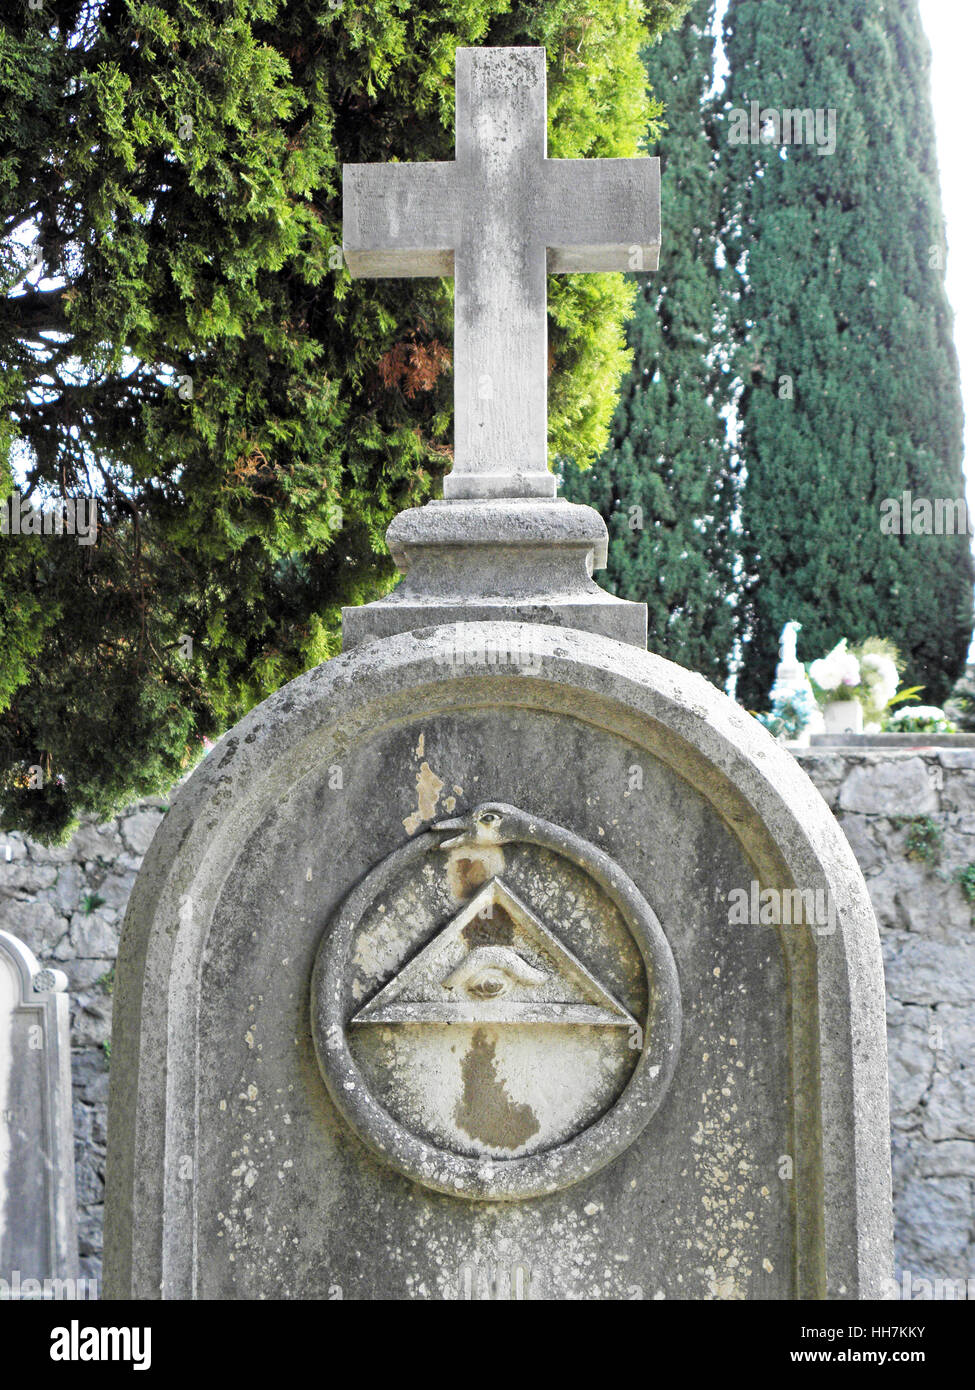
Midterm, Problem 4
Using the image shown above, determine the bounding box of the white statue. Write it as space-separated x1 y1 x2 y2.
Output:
779 620 801 668
769 619 824 746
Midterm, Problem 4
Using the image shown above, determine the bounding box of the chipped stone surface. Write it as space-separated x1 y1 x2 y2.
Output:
104 625 890 1299
402 761 445 836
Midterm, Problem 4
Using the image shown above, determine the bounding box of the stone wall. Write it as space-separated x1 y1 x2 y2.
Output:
796 749 975 1291
2 747 973 1294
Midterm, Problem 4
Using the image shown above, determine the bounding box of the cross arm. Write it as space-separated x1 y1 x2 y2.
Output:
342 163 460 277
542 158 661 272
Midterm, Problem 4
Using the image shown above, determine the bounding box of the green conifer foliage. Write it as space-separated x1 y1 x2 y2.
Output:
723 0 972 708
563 0 737 688
0 0 689 839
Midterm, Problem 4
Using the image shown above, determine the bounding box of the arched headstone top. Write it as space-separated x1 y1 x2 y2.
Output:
107 621 891 1300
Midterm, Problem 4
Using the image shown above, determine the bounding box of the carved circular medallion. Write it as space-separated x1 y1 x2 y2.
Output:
312 803 681 1199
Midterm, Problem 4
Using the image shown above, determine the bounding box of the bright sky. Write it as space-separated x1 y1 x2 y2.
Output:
919 0 974 501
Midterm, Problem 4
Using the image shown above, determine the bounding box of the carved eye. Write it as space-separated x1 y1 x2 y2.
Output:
477 811 501 826
465 969 509 999
442 946 548 999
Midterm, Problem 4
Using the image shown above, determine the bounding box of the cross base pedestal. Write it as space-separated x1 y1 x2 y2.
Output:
443 470 557 500
341 498 648 650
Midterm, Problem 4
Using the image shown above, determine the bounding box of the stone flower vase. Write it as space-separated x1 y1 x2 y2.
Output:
823 698 863 736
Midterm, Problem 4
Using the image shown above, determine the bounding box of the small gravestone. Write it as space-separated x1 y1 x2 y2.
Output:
0 930 77 1293
106 47 892 1300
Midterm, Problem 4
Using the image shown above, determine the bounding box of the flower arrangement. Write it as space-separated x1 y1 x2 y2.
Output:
753 630 953 741
808 638 863 697
805 635 933 730
886 705 956 734
858 646 903 722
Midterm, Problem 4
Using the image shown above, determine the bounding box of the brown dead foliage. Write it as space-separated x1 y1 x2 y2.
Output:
378 336 451 399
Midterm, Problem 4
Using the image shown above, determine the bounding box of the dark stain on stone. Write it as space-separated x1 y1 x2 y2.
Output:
454 856 489 898
462 902 516 948
454 1028 540 1151
217 737 238 768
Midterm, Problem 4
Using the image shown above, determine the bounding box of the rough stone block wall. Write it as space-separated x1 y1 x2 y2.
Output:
797 749 975 1291
2 747 973 1293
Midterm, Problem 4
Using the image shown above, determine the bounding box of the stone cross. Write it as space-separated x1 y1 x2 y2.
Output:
343 47 660 501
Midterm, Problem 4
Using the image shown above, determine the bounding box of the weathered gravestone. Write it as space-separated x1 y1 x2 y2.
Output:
0 930 77 1293
105 47 893 1300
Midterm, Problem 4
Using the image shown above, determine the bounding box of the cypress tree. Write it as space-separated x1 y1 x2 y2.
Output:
723 0 972 708
562 0 737 689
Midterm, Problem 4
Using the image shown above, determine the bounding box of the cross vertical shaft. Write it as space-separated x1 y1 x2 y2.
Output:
452 48 550 497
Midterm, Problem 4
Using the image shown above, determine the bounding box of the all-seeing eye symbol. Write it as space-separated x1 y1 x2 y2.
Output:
441 946 548 999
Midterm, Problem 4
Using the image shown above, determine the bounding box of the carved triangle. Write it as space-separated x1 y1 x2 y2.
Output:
351 877 637 1027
